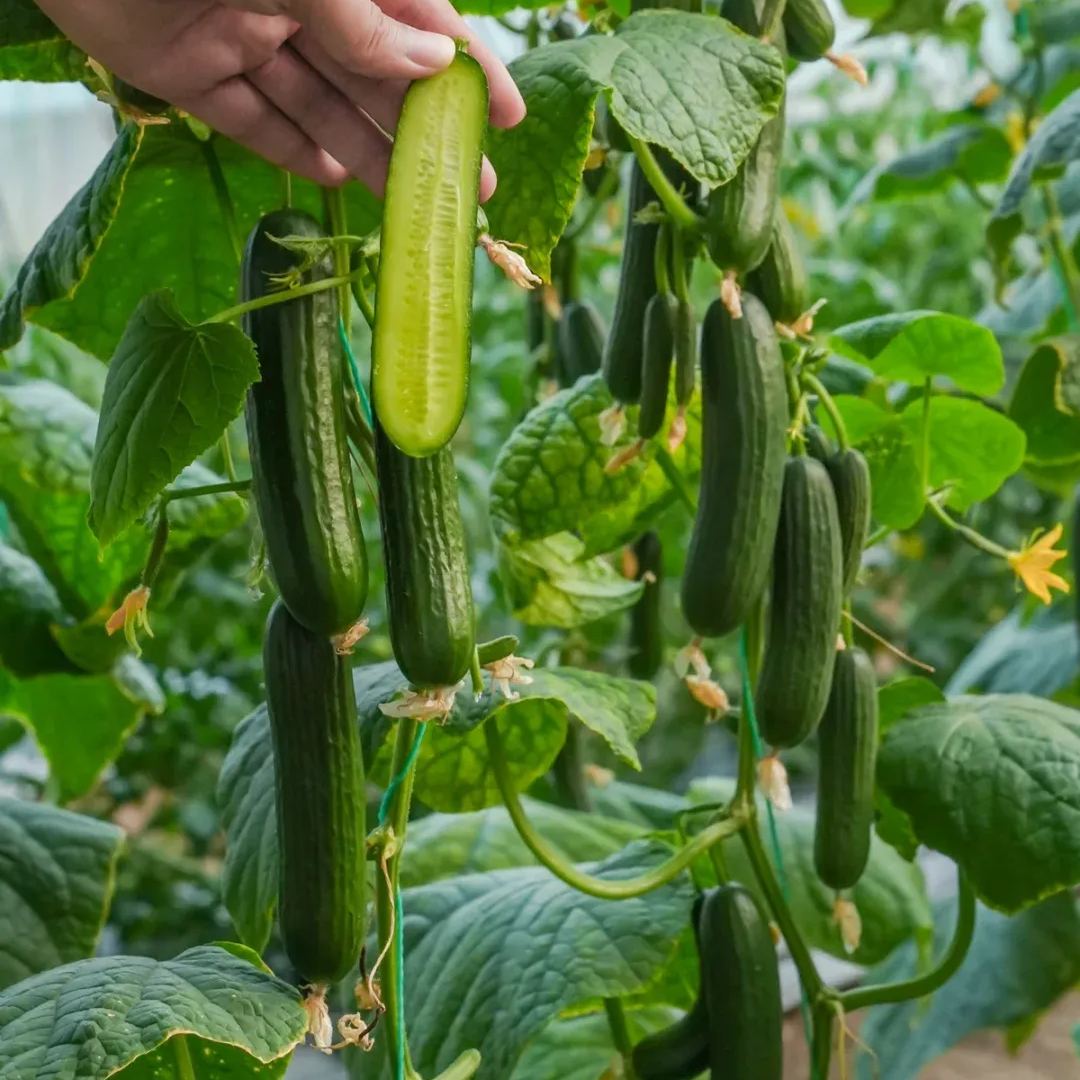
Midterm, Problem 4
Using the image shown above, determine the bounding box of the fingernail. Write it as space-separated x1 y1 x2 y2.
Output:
406 32 455 72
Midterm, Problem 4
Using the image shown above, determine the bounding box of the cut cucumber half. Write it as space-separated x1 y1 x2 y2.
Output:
372 50 489 457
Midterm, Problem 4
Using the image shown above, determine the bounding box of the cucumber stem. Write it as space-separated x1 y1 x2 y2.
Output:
602 998 639 1080
207 269 364 324
219 429 238 482
654 223 672 296
839 868 976 1010
802 372 850 451
626 136 702 234
324 185 353 337
162 478 250 503
172 1037 197 1080
485 721 745 899
926 498 1010 559
352 275 376 330
670 227 691 304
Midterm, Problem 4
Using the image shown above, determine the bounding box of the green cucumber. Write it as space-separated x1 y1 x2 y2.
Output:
556 300 605 386
757 456 845 749
784 0 836 61
804 424 833 462
826 448 871 594
595 95 631 152
376 423 475 688
673 298 697 409
628 531 664 680
747 210 811 326
638 294 677 440
699 884 783 1080
372 51 488 457
814 644 878 890
682 295 788 639
603 162 660 404
264 600 366 986
476 634 519 666
243 209 368 637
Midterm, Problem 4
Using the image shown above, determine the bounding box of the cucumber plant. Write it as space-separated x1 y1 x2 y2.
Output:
0 4 1078 1080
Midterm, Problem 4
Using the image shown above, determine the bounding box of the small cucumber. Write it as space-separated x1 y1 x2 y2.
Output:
243 209 368 637
376 423 476 689
628 531 664 680
814 645 879 890
826 448 871 595
372 51 489 457
803 424 833 463
556 300 605 386
638 294 677 440
673 298 697 409
264 601 366 986
757 456 845 749
747 210 811 326
682 295 788 639
699 885 783 1080
784 0 837 61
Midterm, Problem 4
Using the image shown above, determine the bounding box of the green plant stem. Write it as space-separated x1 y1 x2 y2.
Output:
219 429 238 482
654 447 696 515
739 822 824 1000
282 169 293 208
172 1036 197 1080
208 269 363 324
627 136 702 233
760 0 785 38
325 185 352 337
163 479 250 503
802 372 850 450
351 274 376 330
864 523 891 549
810 1000 835 1080
655 223 672 296
486 721 745 899
670 226 690 303
142 507 170 587
840 870 977 1011
926 497 1010 559
200 139 243 264
919 377 933 493
603 998 639 1080
1042 186 1080 329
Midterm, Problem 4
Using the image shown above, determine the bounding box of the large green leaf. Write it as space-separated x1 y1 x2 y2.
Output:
400 801 646 888
485 11 785 279
0 0 86 82
89 290 258 545
395 842 693 1079
0 379 245 617
0 799 124 990
0 944 305 1078
857 891 1080 1080
1009 338 1080 470
0 124 379 360
830 311 1005 396
990 87 1080 261
0 541 77 678
877 694 1080 913
8 656 165 802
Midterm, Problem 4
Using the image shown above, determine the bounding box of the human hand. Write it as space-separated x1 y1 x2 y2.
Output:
34 0 525 198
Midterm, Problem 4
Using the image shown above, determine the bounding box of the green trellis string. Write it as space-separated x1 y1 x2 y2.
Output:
737 629 817 1073
339 317 374 426
376 724 429 1080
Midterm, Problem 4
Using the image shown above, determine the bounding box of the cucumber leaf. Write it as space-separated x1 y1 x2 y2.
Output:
0 944 305 1078
0 799 124 991
877 694 1080 913
0 542 77 678
89 290 258 546
486 11 785 279
0 0 86 82
1009 338 1080 471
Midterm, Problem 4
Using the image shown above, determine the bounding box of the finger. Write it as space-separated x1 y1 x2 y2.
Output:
480 157 496 203
249 48 393 195
176 77 348 186
291 0 456 80
379 0 526 127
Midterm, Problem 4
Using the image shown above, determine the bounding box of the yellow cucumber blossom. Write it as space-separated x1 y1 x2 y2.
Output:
598 404 627 446
484 654 535 701
674 641 711 680
833 896 862 955
827 52 868 86
478 235 542 290
604 439 645 474
378 683 462 722
105 585 153 655
1008 524 1070 604
666 407 688 453
758 754 792 812
303 988 334 1054
686 675 730 715
333 618 370 656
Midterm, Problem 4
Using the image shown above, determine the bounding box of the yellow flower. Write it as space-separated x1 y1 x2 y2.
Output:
105 585 153 656
303 988 334 1054
484 654 535 701
758 755 792 812
686 675 730 715
1007 524 1070 604
333 618 370 656
378 683 461 721
598 404 627 447
833 896 862 955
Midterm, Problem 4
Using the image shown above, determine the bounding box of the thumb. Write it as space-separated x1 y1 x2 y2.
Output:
292 0 455 79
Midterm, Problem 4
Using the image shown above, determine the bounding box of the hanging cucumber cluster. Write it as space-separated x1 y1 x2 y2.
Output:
237 49 487 996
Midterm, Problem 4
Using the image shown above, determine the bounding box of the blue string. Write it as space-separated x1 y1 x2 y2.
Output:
376 724 427 1080
737 629 816 1072
339 317 374 427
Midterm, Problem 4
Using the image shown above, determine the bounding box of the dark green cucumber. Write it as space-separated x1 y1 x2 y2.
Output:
826 448 871 594
243 209 368 637
804 425 833 462
784 0 836 61
603 162 660 404
628 531 664 680
638 294 676 440
375 423 475 688
747 211 811 325
264 600 366 986
814 645 878 890
556 300 605 386
673 299 697 408
681 295 788 639
699 885 783 1080
757 456 844 749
